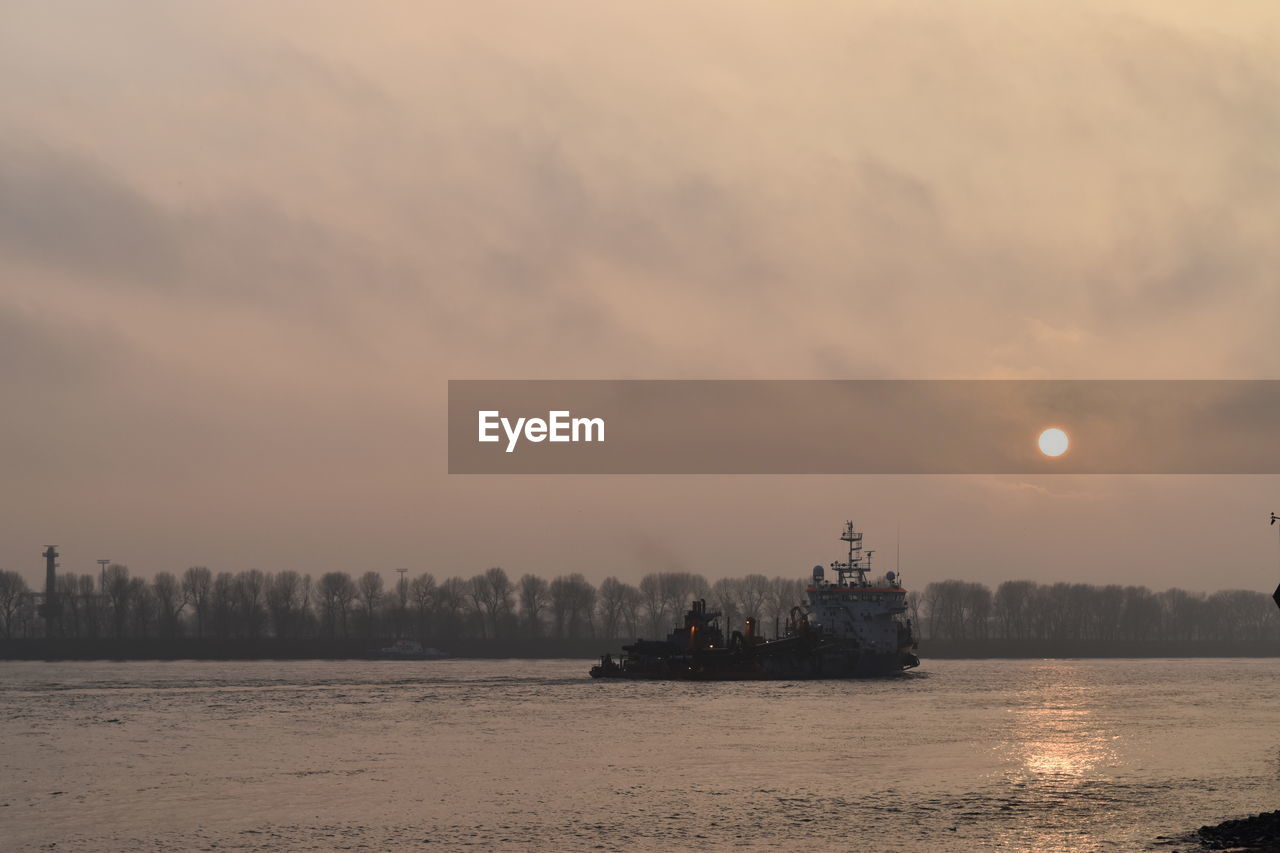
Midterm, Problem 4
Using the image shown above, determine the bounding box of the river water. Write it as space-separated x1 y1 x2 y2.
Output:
2 658 1278 851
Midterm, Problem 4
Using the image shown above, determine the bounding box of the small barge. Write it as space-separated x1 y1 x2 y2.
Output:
591 521 920 680
375 640 448 660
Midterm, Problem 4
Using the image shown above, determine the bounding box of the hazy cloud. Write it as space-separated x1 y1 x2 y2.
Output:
1 1 1278 589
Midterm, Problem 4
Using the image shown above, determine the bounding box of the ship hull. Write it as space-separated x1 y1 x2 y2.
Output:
590 638 919 681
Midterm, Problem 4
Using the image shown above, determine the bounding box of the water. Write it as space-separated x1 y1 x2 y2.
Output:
2 658 1278 851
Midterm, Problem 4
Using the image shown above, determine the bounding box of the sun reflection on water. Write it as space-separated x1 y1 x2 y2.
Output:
1005 665 1119 781
988 664 1125 852
1015 705 1118 778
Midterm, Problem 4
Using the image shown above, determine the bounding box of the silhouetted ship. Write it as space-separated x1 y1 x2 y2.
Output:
590 522 920 680
375 640 448 660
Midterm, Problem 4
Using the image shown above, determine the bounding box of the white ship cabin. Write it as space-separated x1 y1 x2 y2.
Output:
806 577 909 612
803 522 911 648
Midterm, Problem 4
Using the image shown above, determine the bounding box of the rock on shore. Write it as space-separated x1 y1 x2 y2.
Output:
1197 810 1280 850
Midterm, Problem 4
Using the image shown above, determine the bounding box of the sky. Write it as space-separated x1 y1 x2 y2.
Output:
2 1 1279 592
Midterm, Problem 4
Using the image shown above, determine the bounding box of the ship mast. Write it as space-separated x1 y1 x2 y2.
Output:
831 521 867 587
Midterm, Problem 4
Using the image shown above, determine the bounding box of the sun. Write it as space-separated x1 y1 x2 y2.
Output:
1038 427 1069 457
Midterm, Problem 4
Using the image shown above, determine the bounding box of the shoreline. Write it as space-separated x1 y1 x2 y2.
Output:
4 637 1280 662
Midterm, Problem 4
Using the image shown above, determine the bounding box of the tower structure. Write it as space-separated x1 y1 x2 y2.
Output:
37 545 61 635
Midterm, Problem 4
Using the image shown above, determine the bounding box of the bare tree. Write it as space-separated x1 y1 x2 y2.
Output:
483 567 515 637
435 577 467 638
597 577 631 640
710 577 742 634
77 574 100 638
210 572 238 639
1208 590 1272 642
764 576 805 634
183 567 213 638
318 572 357 638
297 574 315 636
962 582 993 640
337 575 359 637
0 570 28 639
570 575 597 639
393 571 411 639
357 571 385 638
128 577 156 639
1094 584 1125 642
465 568 513 638
738 574 772 623
994 580 1034 640
517 573 550 637
467 573 493 638
920 580 990 640
1159 587 1205 643
410 573 436 640
317 572 342 638
237 570 267 639
548 575 572 638
266 571 305 638
638 573 667 637
548 574 596 639
659 572 709 625
1120 586 1160 641
152 572 188 639
619 582 643 639
55 572 81 638
104 563 132 638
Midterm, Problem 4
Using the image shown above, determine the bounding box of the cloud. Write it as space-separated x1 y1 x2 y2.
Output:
0 134 426 321
1 1 1278 586
0 138 179 284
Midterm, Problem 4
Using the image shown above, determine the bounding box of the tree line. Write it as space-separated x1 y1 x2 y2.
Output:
2 566 1275 648
918 579 1280 644
0 566 806 644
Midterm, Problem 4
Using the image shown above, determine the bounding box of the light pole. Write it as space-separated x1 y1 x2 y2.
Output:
396 568 409 638
1271 514 1279 611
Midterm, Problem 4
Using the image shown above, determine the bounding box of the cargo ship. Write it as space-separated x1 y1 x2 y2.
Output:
590 521 920 680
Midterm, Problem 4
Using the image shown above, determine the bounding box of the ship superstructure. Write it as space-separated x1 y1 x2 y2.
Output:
800 521 916 673
591 521 919 680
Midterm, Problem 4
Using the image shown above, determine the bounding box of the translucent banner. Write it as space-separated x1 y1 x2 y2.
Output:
448 380 1280 474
